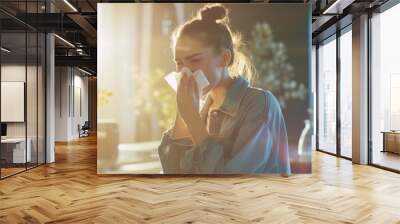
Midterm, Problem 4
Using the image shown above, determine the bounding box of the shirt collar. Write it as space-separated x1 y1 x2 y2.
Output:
202 76 249 117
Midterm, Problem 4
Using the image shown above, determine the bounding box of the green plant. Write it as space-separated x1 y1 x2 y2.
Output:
133 68 177 137
250 22 307 108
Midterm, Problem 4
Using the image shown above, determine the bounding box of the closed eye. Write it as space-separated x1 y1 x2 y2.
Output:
189 58 202 63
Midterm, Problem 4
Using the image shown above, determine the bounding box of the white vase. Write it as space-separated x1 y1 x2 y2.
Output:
297 119 312 159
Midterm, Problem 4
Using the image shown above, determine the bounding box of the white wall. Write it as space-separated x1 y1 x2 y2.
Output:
1 65 40 138
55 67 68 141
71 72 89 138
55 67 89 141
1 65 26 137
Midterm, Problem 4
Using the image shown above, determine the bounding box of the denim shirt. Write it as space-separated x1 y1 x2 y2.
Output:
157 76 291 175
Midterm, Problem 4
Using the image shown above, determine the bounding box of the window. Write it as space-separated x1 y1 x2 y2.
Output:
339 28 352 158
370 3 400 171
0 1 47 179
317 36 337 154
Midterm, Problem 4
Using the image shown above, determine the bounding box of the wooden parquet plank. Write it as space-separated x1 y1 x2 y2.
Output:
0 134 399 223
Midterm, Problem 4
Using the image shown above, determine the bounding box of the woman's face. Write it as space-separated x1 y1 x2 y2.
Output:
174 35 229 94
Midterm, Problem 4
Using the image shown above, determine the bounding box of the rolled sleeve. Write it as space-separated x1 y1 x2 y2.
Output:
158 130 224 174
157 130 192 174
180 137 224 173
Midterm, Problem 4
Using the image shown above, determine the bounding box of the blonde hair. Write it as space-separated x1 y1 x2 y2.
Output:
171 3 257 84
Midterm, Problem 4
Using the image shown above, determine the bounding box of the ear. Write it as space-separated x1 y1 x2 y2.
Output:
219 49 232 67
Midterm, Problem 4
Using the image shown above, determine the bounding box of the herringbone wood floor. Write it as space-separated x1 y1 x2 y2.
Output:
0 134 400 224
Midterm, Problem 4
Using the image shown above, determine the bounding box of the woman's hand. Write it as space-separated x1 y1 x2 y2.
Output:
176 72 208 145
177 72 199 123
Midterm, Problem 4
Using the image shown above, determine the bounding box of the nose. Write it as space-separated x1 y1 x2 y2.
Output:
180 67 192 76
179 65 191 71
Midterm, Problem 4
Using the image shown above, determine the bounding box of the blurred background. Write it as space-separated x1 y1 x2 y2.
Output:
97 3 312 174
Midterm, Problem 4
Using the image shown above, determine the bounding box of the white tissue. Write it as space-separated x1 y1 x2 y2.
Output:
164 68 210 94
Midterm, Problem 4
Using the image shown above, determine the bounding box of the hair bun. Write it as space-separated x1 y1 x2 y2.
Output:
200 4 227 23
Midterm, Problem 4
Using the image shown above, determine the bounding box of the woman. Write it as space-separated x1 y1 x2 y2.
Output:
158 4 291 175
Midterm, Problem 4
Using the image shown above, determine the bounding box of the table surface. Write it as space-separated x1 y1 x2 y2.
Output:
381 131 400 134
1 138 29 144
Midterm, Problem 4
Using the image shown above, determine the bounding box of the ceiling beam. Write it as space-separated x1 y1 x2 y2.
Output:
67 13 97 39
322 0 356 14
55 55 96 70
